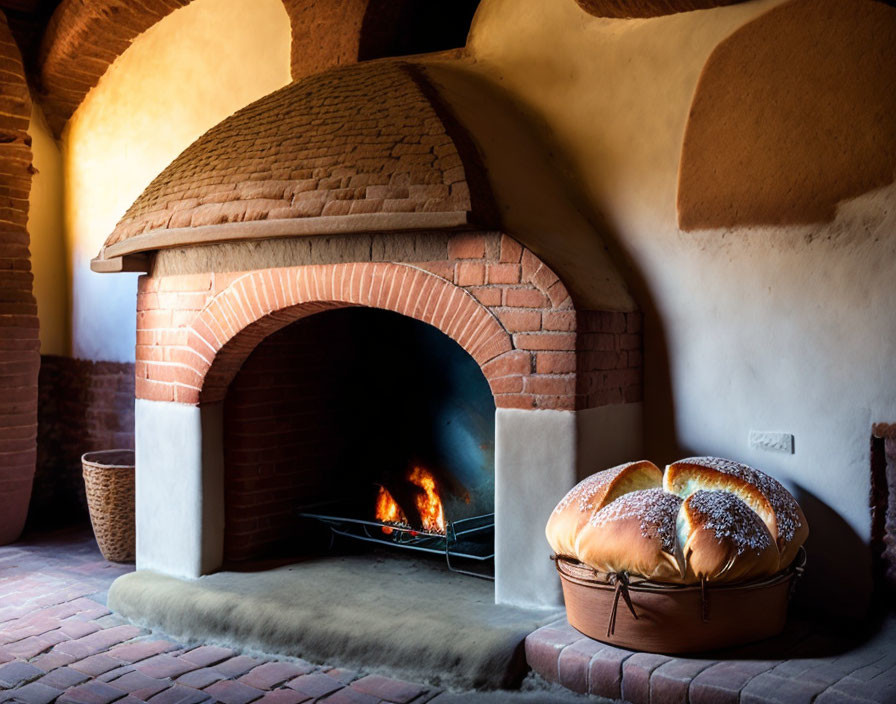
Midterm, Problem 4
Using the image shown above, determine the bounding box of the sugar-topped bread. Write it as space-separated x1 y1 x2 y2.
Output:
664 456 808 570
545 460 662 558
575 488 685 582
676 490 780 583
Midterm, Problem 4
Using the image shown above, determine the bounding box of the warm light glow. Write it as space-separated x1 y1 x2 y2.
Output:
408 466 446 534
374 486 407 535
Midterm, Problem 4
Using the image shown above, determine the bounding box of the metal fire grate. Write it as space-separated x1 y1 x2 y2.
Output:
299 502 495 580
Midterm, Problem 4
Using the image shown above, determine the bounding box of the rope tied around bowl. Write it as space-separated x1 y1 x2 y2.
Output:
606 571 639 637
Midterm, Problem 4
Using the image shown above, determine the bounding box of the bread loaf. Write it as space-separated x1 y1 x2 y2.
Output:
575 488 685 582
676 490 779 583
545 460 662 558
663 456 808 569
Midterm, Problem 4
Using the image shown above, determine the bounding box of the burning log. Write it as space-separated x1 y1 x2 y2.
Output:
374 486 408 535
408 466 446 534
374 466 447 535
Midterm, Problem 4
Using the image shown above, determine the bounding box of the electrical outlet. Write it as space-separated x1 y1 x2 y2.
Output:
749 430 794 454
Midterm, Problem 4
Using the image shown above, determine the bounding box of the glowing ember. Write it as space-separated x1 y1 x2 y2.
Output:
409 466 446 534
374 485 407 535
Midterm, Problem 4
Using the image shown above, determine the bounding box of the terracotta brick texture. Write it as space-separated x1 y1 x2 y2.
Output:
32 356 135 530
104 61 488 247
0 11 40 544
222 318 352 562
135 233 642 413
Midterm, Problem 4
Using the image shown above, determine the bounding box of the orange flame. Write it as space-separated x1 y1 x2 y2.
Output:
408 466 446 534
375 485 407 535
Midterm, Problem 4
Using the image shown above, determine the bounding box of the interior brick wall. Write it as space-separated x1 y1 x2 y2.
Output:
0 11 40 543
31 356 135 529
576 311 643 407
135 233 642 412
223 320 353 562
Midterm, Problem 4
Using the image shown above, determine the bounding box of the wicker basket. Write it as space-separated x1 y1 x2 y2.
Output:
82 450 136 563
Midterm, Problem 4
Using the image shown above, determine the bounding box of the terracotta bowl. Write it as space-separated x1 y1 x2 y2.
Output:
555 549 805 654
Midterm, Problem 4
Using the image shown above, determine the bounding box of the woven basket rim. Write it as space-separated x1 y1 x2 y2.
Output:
81 449 135 469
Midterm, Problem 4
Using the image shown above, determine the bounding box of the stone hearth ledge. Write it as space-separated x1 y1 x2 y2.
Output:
90 212 473 273
108 553 563 690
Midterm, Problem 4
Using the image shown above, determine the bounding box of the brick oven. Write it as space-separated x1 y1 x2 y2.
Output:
91 59 643 608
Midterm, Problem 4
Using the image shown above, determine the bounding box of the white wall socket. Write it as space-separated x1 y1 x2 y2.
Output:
749 430 794 454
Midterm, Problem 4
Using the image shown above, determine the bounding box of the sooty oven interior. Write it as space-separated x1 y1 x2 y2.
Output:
223 307 497 576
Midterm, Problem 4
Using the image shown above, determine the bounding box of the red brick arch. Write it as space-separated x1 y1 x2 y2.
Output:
180 262 514 405
135 233 641 412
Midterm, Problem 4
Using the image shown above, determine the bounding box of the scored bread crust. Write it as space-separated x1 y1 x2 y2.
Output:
664 456 808 570
575 488 685 582
677 490 779 584
545 460 662 558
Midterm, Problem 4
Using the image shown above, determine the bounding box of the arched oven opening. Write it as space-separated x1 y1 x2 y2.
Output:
222 306 496 577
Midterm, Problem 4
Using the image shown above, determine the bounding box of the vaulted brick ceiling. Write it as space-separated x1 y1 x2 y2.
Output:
35 0 479 136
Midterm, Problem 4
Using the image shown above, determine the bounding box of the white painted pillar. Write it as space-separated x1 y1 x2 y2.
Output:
135 399 224 578
495 408 577 609
494 404 643 609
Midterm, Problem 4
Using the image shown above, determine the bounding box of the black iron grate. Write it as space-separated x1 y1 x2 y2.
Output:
299 504 495 580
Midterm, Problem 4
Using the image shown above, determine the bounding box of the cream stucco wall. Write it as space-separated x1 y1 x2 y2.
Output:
64 0 292 362
29 104 69 356
468 0 896 616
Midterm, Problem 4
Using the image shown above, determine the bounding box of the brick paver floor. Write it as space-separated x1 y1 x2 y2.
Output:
0 528 590 704
526 613 896 703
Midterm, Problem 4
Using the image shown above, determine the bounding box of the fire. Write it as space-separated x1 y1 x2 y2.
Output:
408 466 446 534
375 485 407 535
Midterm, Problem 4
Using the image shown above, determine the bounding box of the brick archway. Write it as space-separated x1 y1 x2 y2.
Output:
178 262 514 405
134 232 638 413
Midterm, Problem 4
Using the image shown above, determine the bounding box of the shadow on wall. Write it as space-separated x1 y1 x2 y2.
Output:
420 61 674 455
792 485 871 627
704 486 881 661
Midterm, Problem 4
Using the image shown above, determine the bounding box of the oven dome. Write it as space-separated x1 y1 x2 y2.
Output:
94 59 496 270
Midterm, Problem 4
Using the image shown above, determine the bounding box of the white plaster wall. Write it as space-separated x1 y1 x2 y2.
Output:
135 399 224 578
64 0 292 362
576 403 643 483
495 408 575 608
470 0 896 615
